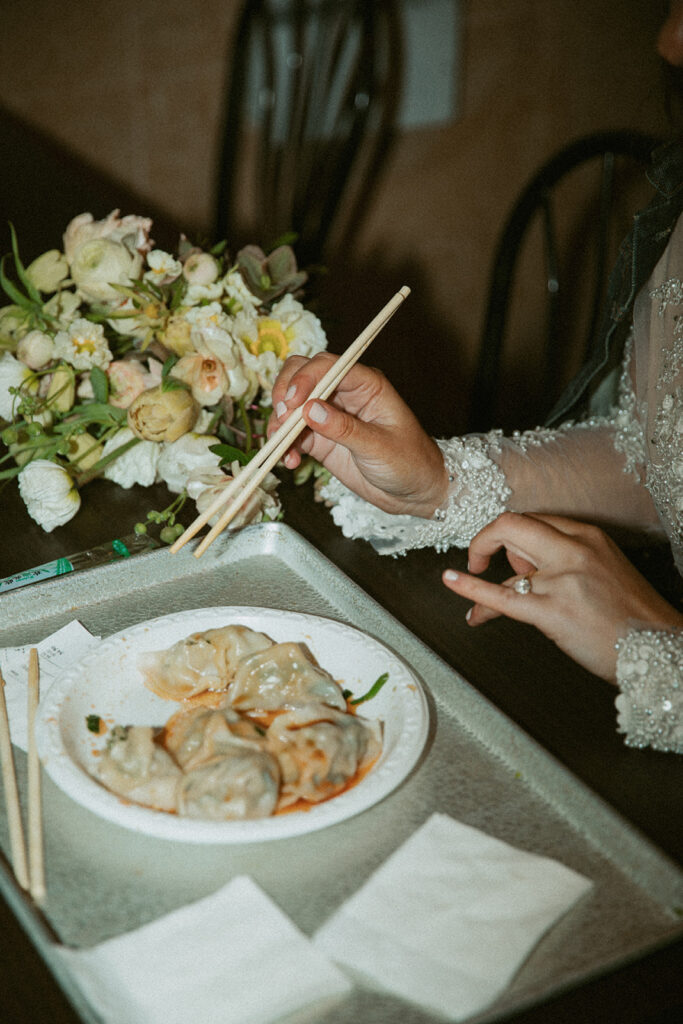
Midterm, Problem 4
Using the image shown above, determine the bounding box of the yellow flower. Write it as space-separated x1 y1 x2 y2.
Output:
248 318 294 359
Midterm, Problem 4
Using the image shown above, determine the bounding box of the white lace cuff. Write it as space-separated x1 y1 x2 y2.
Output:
615 628 683 753
318 433 511 557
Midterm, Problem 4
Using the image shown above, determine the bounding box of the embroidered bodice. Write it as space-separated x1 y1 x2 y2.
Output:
319 216 683 754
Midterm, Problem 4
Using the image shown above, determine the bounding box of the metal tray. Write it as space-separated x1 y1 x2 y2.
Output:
1 522 682 1024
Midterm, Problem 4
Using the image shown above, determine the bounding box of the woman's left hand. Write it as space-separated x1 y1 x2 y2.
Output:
442 511 683 681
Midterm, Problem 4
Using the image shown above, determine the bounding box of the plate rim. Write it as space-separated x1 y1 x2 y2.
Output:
36 606 430 844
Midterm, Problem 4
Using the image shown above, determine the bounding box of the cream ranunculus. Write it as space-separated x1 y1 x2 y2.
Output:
66 433 104 471
159 314 194 356
70 238 143 303
127 384 199 442
0 351 33 420
222 268 260 318
46 364 76 413
18 460 81 531
170 352 229 407
16 329 55 369
63 210 153 264
107 360 147 409
53 318 113 370
192 324 251 401
25 250 69 293
156 433 222 493
101 427 160 487
183 251 219 286
42 289 81 327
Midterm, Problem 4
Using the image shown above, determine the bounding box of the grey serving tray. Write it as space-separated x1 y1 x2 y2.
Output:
1 522 682 1024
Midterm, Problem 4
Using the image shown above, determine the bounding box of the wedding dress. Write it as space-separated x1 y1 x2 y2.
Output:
320 216 683 754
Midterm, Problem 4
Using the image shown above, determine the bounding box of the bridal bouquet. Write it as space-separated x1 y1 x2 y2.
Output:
0 211 328 539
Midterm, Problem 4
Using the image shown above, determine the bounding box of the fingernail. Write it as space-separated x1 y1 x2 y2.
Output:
465 607 472 622
285 385 296 400
309 401 328 424
275 401 287 418
443 570 459 582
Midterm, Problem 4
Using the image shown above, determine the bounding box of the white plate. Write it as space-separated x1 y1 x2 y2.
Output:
36 607 429 843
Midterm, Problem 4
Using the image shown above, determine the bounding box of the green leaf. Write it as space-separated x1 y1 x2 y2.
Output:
161 355 179 377
9 224 42 304
208 442 252 466
160 374 188 392
349 672 389 706
89 365 109 404
0 254 36 309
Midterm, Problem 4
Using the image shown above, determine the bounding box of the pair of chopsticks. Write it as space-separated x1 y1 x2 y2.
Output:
0 648 45 904
171 285 411 559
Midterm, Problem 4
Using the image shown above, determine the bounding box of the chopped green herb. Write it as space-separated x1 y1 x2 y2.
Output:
349 672 389 706
341 688 353 701
86 714 102 733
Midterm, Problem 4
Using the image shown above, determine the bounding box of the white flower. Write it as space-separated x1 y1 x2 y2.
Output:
144 249 182 286
42 289 81 327
18 460 80 532
183 251 219 286
184 301 231 332
156 433 222 493
63 210 153 264
222 268 260 317
70 238 143 303
0 351 32 420
270 293 327 357
184 281 224 305
101 427 160 487
25 250 69 293
53 318 113 370
16 329 55 369
191 324 251 401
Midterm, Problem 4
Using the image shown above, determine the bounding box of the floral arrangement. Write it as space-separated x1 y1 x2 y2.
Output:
0 211 328 540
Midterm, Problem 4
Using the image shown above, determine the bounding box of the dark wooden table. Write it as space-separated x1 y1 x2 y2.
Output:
1 103 681 1024
0 473 682 1024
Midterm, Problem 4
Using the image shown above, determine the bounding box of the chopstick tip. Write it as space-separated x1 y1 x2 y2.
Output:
399 285 411 300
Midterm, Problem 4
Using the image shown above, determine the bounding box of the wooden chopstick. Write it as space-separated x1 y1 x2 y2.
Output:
171 285 411 559
0 668 29 891
27 648 45 904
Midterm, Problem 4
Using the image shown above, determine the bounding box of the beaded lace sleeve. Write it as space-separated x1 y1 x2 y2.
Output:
615 629 683 753
318 433 512 556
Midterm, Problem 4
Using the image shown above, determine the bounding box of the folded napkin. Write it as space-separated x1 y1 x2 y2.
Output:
55 875 351 1024
0 620 99 751
314 812 592 1022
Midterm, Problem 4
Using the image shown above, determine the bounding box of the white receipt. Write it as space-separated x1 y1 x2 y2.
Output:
0 620 100 751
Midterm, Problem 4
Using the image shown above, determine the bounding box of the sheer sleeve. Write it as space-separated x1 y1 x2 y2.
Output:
319 338 663 556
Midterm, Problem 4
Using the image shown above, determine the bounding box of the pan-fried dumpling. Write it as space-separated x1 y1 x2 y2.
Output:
266 702 382 807
139 624 274 700
95 725 182 812
228 642 347 712
163 704 265 770
177 748 280 820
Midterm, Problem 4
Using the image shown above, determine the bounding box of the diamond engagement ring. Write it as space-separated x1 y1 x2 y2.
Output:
513 575 532 595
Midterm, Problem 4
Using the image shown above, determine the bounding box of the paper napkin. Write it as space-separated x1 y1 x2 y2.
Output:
314 812 592 1022
55 875 351 1024
0 620 100 751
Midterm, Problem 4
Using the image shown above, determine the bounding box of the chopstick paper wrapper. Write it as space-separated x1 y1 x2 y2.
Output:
171 285 410 559
313 812 592 1022
55 875 351 1024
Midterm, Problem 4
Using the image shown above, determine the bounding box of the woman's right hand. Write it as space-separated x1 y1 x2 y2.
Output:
267 353 449 517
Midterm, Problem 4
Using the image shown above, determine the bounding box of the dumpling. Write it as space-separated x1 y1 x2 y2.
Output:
95 725 182 812
139 624 274 700
266 702 382 807
163 704 266 770
228 642 347 712
177 749 281 820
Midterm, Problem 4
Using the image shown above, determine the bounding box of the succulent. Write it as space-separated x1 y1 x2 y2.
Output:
236 244 308 306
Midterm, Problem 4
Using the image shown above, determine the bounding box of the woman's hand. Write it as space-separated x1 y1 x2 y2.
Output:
442 511 683 681
268 353 448 517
